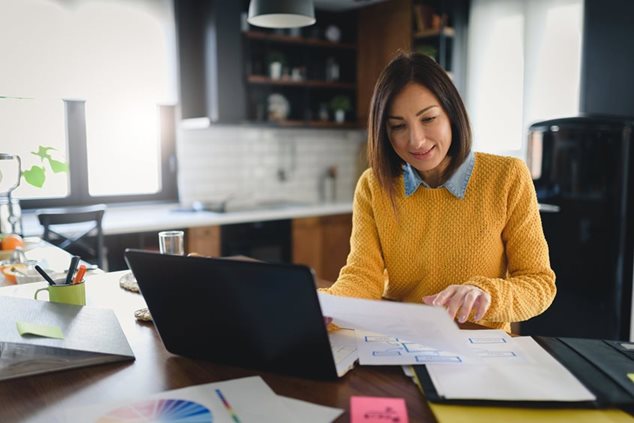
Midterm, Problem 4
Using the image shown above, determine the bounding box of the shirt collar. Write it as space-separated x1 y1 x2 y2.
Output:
403 151 475 199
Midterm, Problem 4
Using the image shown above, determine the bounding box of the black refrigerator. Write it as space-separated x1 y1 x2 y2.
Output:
521 116 634 340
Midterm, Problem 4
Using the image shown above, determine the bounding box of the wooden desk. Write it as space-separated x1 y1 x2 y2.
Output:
0 271 482 422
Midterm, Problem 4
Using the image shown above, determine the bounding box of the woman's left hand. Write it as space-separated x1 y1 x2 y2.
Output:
422 284 491 323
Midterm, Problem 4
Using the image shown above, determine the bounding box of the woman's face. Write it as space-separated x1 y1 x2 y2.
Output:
387 82 452 185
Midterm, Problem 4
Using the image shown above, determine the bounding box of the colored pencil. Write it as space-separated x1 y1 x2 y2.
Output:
215 388 241 423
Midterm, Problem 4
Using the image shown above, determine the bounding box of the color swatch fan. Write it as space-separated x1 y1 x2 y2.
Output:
98 399 212 423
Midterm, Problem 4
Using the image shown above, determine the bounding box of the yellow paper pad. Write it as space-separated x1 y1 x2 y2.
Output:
628 373 634 383
16 321 64 339
429 404 634 423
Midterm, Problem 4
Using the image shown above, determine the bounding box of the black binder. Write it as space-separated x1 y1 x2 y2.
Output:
414 336 634 411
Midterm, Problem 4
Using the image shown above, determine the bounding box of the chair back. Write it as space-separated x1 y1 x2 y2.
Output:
37 204 107 270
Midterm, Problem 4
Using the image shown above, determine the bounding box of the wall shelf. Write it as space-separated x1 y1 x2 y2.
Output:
243 31 356 50
243 10 358 127
247 75 355 90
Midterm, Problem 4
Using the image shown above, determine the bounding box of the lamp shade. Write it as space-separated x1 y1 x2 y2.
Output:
247 0 315 29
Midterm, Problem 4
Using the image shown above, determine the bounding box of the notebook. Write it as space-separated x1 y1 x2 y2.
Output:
0 296 134 381
124 249 357 380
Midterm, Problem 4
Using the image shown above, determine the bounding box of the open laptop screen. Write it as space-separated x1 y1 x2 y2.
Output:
124 249 340 379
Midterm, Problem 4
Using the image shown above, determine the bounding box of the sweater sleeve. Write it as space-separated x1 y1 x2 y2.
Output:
467 159 556 323
321 171 386 299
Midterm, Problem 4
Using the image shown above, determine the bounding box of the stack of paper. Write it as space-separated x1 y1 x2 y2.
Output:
57 376 343 423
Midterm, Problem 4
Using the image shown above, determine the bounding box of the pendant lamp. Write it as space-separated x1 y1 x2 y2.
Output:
247 0 316 29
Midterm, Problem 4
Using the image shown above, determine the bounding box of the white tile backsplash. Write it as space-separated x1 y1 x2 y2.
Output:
177 125 367 206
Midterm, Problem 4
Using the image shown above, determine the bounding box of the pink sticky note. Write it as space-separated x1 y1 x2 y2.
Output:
350 396 409 423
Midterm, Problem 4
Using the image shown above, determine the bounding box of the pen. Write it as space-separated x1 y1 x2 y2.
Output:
35 265 56 286
215 388 241 423
66 256 80 285
73 264 87 284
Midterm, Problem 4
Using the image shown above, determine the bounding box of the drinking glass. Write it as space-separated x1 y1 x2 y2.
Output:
158 231 185 255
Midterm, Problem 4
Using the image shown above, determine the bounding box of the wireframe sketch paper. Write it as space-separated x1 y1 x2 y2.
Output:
356 329 521 366
317 293 471 357
0 296 134 381
58 376 343 423
425 336 596 402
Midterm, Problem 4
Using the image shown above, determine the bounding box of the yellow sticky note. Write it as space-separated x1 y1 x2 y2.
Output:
16 321 64 339
628 373 634 383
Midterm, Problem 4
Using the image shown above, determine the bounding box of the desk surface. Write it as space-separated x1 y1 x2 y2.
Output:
0 270 483 422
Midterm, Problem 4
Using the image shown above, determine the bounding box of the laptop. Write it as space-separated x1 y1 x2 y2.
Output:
124 249 357 380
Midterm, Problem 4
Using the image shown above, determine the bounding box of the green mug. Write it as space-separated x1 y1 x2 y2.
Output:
34 279 86 306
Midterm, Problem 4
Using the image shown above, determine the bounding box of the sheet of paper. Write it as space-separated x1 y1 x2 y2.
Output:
16 321 64 339
356 329 521 365
58 376 322 423
426 336 596 402
350 396 409 423
328 328 359 377
318 293 470 356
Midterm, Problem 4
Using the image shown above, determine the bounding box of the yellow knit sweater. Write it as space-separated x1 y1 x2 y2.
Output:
325 152 556 331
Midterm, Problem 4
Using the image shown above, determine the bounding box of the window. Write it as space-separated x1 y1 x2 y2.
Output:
465 0 583 159
0 0 178 207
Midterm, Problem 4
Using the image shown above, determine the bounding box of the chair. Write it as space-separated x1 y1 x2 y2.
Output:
37 204 107 270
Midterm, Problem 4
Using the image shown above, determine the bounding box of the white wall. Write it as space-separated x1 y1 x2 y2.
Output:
177 126 367 206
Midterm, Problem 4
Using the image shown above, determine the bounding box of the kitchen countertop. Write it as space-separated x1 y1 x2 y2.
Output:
21 201 353 236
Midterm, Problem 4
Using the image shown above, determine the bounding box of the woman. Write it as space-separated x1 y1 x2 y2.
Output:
324 52 556 331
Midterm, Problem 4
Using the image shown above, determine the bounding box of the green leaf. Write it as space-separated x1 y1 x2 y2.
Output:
31 146 56 162
47 158 68 173
22 165 46 188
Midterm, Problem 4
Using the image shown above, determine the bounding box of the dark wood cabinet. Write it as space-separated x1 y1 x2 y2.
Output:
292 214 352 282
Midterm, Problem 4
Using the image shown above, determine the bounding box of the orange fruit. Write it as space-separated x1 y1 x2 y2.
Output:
1 234 24 251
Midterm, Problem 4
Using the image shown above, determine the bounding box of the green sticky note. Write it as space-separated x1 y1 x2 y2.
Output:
628 373 634 383
16 321 64 340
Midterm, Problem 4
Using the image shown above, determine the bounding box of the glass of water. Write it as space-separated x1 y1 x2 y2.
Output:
158 230 185 255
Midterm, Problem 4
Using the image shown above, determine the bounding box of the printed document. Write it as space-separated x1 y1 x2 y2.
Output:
318 293 470 357
356 329 521 366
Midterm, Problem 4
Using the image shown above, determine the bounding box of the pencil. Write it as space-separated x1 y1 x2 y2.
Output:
215 388 241 423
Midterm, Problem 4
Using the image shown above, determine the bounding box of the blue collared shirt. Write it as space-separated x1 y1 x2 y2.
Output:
403 151 475 199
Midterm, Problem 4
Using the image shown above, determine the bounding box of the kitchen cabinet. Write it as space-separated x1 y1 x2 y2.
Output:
356 0 412 125
292 213 352 282
187 226 220 258
185 215 352 282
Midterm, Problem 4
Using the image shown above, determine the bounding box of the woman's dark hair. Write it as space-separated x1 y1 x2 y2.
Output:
367 51 472 202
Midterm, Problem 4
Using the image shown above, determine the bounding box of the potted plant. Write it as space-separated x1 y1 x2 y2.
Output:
329 95 351 123
266 51 287 80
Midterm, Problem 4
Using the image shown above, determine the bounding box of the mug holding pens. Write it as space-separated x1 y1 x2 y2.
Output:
34 255 87 306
